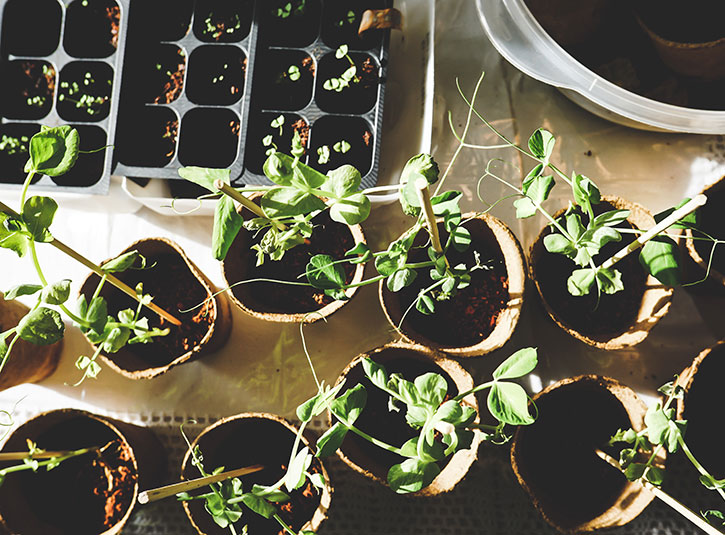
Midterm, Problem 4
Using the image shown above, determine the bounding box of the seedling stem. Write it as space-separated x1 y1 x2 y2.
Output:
213 179 288 231
415 177 445 258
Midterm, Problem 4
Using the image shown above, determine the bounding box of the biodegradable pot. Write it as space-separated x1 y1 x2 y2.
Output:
330 342 482 496
0 297 61 390
529 196 673 350
675 341 725 478
685 178 725 291
511 375 656 533
181 412 331 535
635 0 725 79
79 238 232 379
379 213 526 357
0 408 165 535
221 196 366 323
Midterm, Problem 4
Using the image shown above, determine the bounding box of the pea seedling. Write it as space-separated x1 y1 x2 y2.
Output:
322 45 358 93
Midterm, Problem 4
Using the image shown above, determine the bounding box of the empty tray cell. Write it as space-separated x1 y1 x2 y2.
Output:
186 45 245 105
0 123 41 184
315 50 379 114
128 0 193 42
116 105 178 167
0 60 55 120
321 0 386 50
178 108 239 168
57 61 113 122
244 111 307 175
309 115 373 176
254 48 314 111
193 0 253 43
53 125 106 186
259 0 322 47
1 0 61 56
63 0 120 58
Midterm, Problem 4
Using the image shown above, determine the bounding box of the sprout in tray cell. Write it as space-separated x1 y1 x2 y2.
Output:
153 49 186 105
186 45 245 106
1 61 55 121
57 72 111 120
317 47 379 114
194 0 253 42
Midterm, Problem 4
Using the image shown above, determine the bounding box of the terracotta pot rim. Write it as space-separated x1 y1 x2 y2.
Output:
529 196 673 350
0 408 140 535
181 412 332 535
379 212 526 357
511 375 656 533
79 237 231 380
330 341 483 497
221 199 367 323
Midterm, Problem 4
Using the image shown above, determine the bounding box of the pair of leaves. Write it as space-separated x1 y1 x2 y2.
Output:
644 402 687 454
0 196 58 256
316 384 367 458
24 125 80 177
486 348 537 426
567 267 623 297
398 153 440 216
5 279 70 306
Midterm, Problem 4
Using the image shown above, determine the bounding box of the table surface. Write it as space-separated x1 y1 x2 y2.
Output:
1 1 724 534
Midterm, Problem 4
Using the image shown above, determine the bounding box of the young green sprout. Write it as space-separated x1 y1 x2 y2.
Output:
323 45 357 93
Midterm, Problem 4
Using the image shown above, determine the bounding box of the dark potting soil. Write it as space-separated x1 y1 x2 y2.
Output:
315 52 379 114
534 204 647 337
183 417 323 535
390 219 509 348
10 418 135 534
116 106 178 167
178 108 240 168
186 45 246 106
308 115 373 176
63 0 120 58
226 208 356 314
0 60 55 120
259 0 322 48
339 349 459 478
253 49 315 111
2 0 62 56
193 0 253 42
0 123 41 184
126 0 193 42
693 179 725 276
515 378 630 529
89 251 214 367
682 345 725 478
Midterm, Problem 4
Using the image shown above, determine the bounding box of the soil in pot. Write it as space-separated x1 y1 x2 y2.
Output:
81 245 215 370
63 0 120 58
116 106 178 167
0 415 136 534
2 0 62 56
192 0 253 43
244 112 307 175
320 0 386 51
385 218 509 348
258 0 322 48
512 377 636 531
126 0 193 42
315 51 379 114
0 123 41 184
186 45 246 106
182 415 325 535
224 207 356 315
56 61 113 122
52 125 106 187
178 108 240 168
691 179 725 277
0 60 55 120
253 49 314 111
533 201 647 338
308 115 372 176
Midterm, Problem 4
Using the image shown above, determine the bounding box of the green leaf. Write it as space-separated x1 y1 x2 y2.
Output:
0 213 29 257
306 255 346 291
450 225 471 253
296 382 346 421
624 462 646 481
567 268 597 296
572 174 601 214
493 347 538 380
375 243 407 277
103 326 131 353
330 384 367 425
101 250 140 273
25 125 79 176
487 382 534 425
596 267 624 295
543 233 575 256
241 493 277 519
261 188 326 218
654 198 698 230
592 209 630 228
527 129 555 161
702 510 725 526
513 197 536 219
41 279 71 305
177 167 230 192
414 373 448 407
251 484 289 503
22 196 57 242
346 242 372 264
4 284 42 300
430 190 462 217
284 448 312 492
16 307 64 345
645 403 685 453
401 153 439 186
212 196 243 261
644 466 665 485
639 236 681 287
335 44 349 58
362 358 388 391
326 165 361 197
85 296 108 333
700 474 725 490
416 294 435 315
387 268 416 292
387 458 441 494
329 193 370 225
523 174 555 210
316 422 348 458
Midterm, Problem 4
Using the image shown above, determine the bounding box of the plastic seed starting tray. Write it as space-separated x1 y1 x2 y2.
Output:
0 0 128 194
0 0 392 195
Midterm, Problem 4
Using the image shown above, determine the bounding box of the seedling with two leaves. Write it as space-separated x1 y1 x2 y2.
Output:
322 45 358 93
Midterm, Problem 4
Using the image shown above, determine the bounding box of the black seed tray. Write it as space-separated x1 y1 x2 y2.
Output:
114 0 392 192
0 0 127 194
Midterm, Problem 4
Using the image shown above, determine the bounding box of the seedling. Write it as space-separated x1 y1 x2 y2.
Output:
336 10 357 27
0 134 29 156
0 126 178 383
287 65 301 82
202 12 242 41
274 0 307 19
323 45 358 93
333 140 350 154
316 145 330 164
608 380 725 531
57 72 109 117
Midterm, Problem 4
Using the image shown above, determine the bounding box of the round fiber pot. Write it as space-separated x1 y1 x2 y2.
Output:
0 408 165 535
181 412 331 535
330 342 482 496
685 178 725 291
79 238 232 379
675 341 725 478
379 212 525 357
529 196 673 350
511 375 655 533
221 196 366 323
0 297 61 389
524 0 612 46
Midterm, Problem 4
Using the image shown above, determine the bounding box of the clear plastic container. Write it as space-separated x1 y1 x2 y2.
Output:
476 0 725 134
